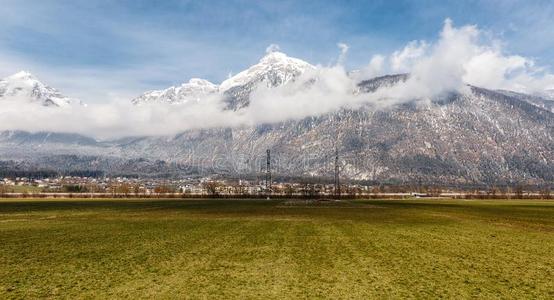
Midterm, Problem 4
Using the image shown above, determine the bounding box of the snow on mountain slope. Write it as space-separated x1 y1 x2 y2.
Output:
130 51 316 109
220 51 315 92
1 72 553 184
496 90 554 113
543 89 554 100
112 83 553 184
0 71 76 107
221 51 316 109
357 74 409 93
131 78 218 105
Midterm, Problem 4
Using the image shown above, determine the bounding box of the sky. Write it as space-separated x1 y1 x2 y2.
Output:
1 0 554 103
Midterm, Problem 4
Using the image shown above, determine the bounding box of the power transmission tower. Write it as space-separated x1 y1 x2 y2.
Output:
266 149 271 198
334 146 340 199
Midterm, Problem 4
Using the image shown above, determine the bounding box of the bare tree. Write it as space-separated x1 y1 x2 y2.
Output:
203 181 219 196
540 187 551 200
514 185 524 199
154 185 173 197
487 186 498 197
0 184 7 197
284 184 294 197
133 184 141 195
117 184 131 197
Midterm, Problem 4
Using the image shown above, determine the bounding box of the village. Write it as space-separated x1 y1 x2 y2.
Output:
0 175 379 197
1 175 550 199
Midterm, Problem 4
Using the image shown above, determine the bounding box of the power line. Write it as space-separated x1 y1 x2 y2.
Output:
334 145 340 199
266 149 271 198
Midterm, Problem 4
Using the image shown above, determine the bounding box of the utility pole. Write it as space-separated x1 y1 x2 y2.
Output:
266 149 271 198
334 146 340 199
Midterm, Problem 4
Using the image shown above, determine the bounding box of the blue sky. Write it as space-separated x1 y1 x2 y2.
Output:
1 0 554 102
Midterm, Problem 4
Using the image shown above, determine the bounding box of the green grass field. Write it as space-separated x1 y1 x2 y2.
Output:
0 198 553 299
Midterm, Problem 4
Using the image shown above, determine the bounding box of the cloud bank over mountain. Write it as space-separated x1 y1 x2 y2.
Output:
0 19 553 139
363 19 554 95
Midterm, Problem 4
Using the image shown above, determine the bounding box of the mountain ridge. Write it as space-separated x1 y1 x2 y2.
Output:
131 51 315 108
0 53 552 184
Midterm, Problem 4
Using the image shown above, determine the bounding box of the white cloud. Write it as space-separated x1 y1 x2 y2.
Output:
379 18 554 97
337 43 349 65
266 44 281 53
1 18 553 139
246 65 356 123
390 40 428 73
352 55 385 82
0 94 242 139
367 55 385 75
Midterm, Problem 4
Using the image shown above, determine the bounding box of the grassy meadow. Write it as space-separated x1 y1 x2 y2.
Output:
0 198 553 298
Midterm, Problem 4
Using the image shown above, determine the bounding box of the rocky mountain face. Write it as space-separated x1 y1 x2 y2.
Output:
357 74 409 93
0 55 553 185
107 82 553 184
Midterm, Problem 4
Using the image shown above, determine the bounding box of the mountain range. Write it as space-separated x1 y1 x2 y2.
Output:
131 51 315 110
0 51 553 185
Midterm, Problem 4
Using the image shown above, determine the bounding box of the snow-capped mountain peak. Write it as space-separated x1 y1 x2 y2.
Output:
131 50 315 107
0 71 76 107
219 51 315 92
131 78 219 105
258 51 300 65
7 70 38 81
188 78 217 87
216 50 316 109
